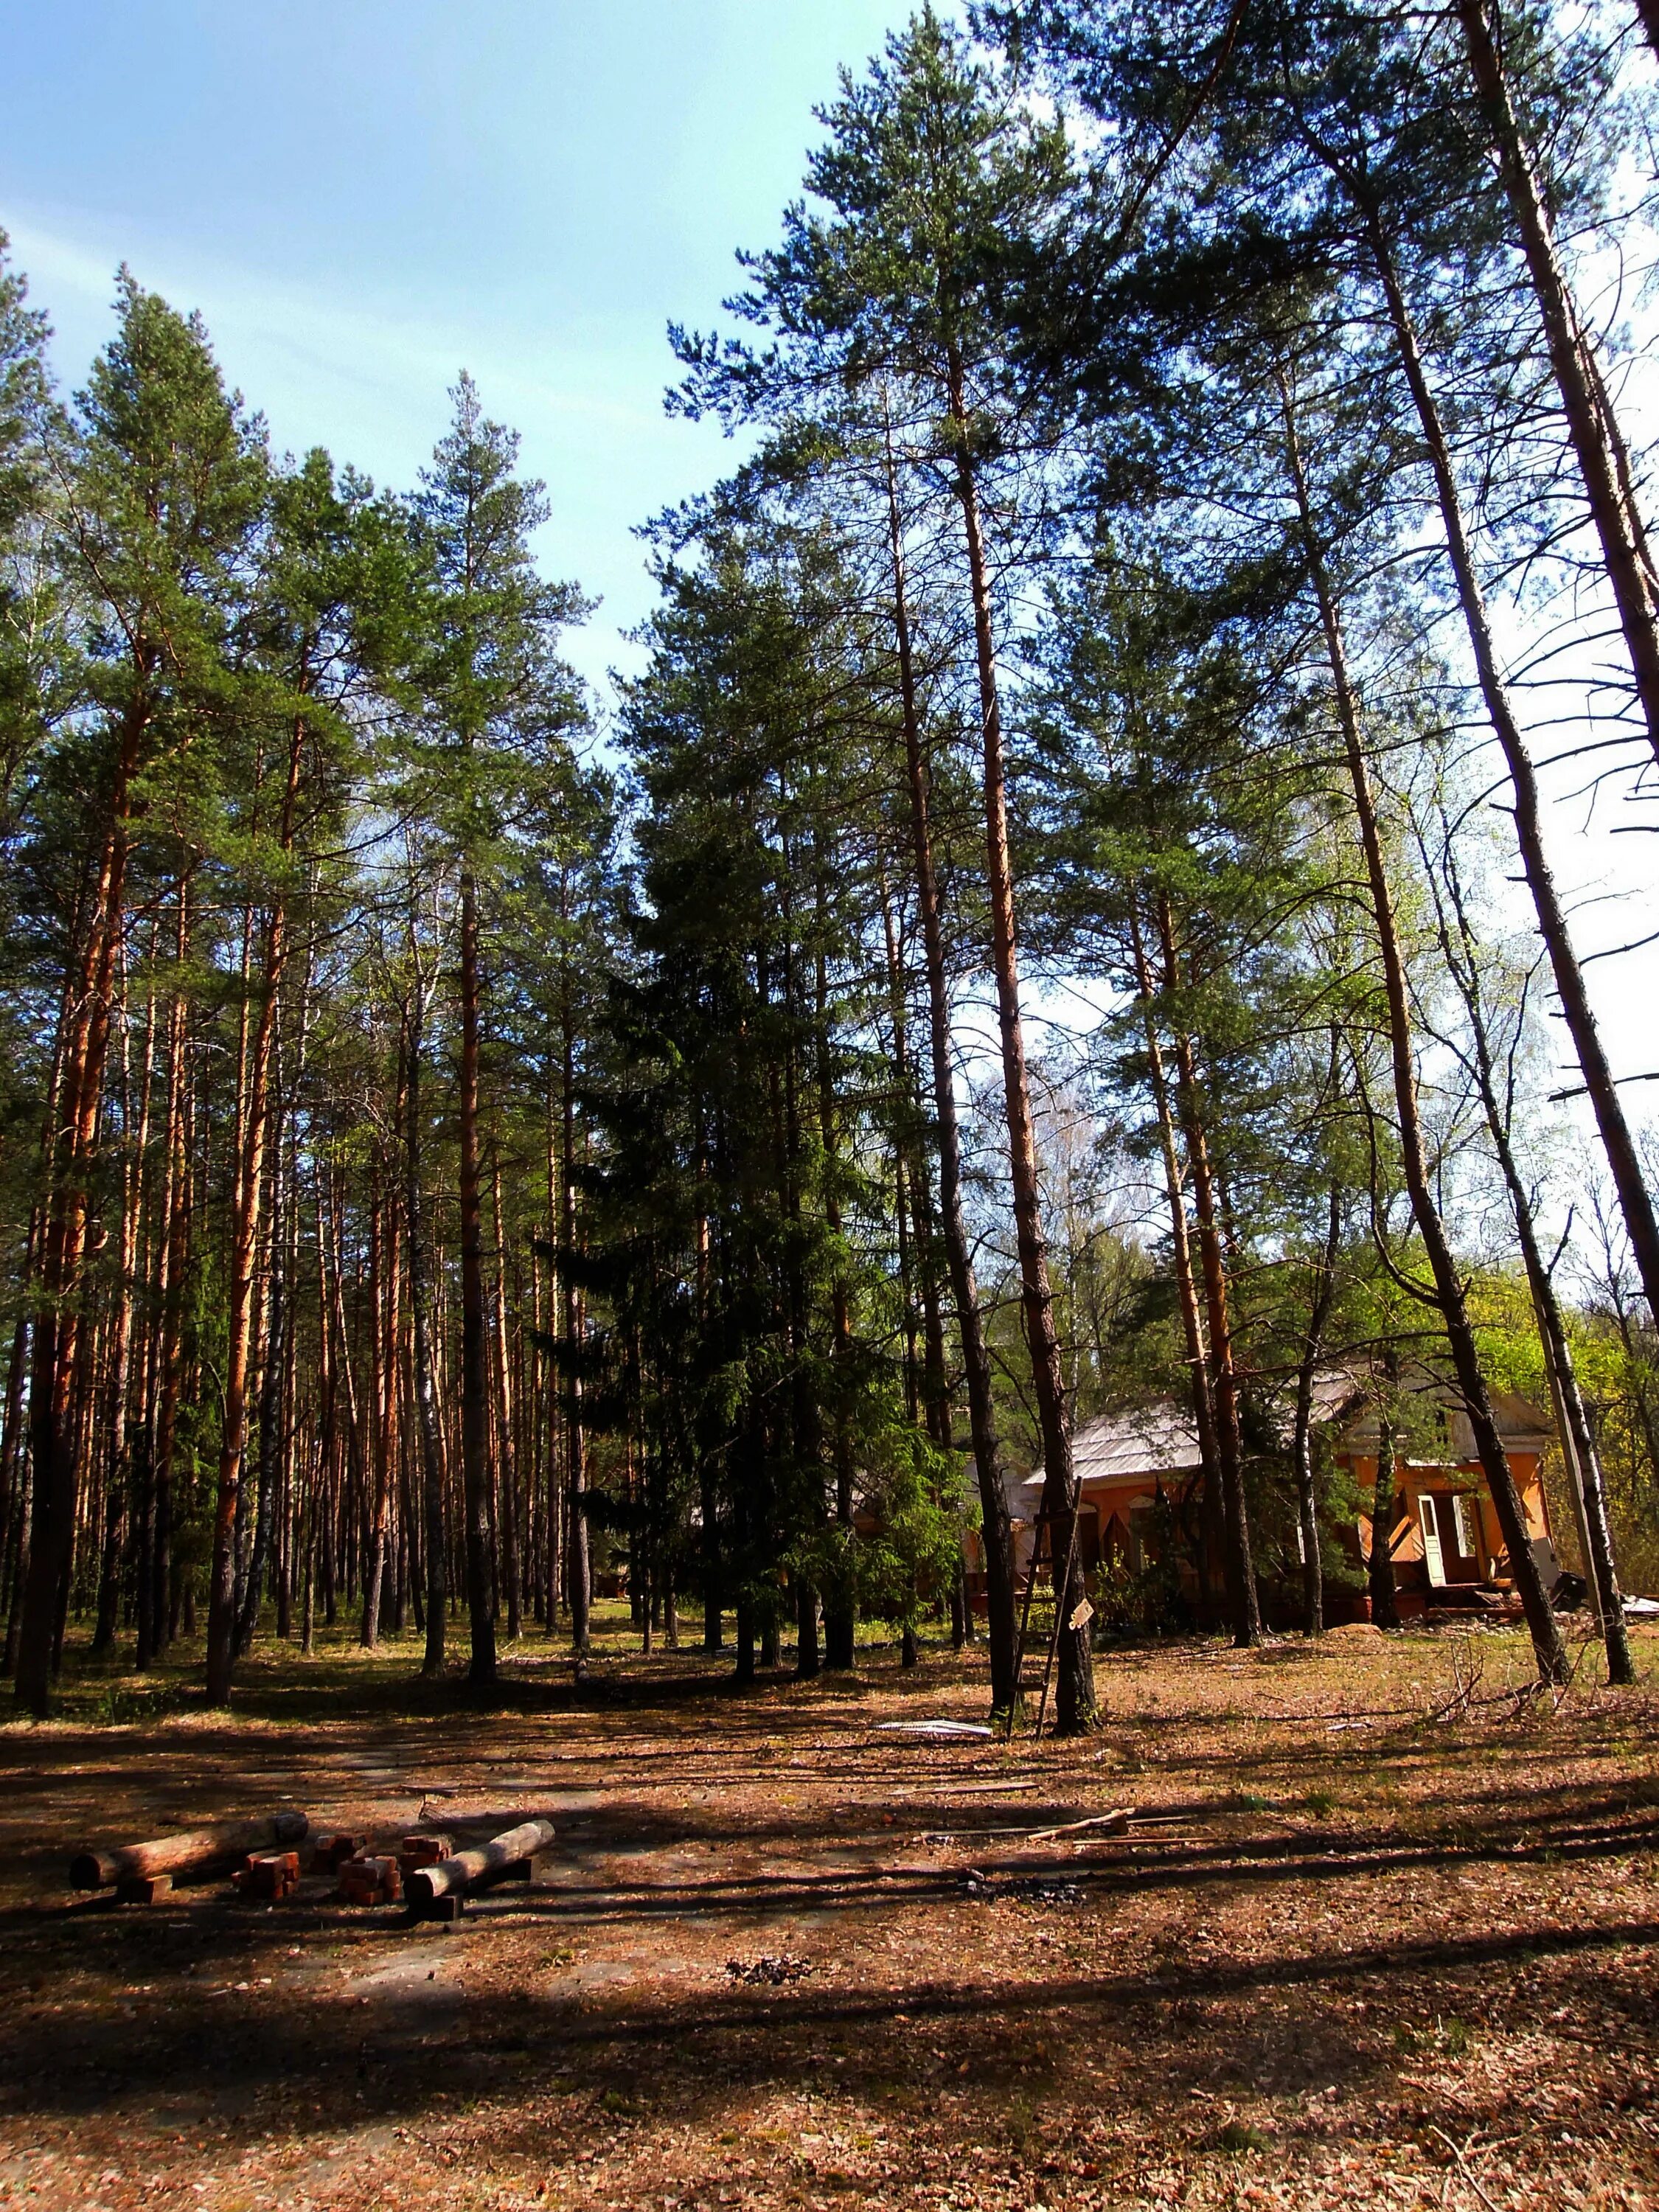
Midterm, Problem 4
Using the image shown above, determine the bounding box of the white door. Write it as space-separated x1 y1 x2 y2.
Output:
1418 1495 1447 1586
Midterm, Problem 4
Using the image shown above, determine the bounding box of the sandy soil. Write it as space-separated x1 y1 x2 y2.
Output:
1 1611 1655 2211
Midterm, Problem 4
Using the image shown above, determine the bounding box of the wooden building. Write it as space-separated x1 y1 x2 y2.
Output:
965 1368 1558 1628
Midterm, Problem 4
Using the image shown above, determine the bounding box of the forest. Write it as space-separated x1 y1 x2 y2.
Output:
3 0 1659 1737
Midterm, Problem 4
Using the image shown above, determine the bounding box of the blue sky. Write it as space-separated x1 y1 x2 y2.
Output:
4 0 1656 1120
1 0 936 695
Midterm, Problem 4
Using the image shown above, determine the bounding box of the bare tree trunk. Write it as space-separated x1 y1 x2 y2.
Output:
236 1119 286 1658
1280 372 1567 1682
1128 908 1225 1615
1369 1372 1402 1630
884 405 1019 1716
146 882 192 1663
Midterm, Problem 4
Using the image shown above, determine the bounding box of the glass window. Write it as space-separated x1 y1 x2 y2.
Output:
1453 1494 1478 1558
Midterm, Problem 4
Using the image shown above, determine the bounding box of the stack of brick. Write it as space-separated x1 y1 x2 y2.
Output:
336 1854 403 1905
398 1833 453 1882
310 1832 364 1874
234 1851 301 1901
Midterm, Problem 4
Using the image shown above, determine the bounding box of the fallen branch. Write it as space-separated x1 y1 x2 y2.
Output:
1026 1808 1136 1843
1429 2125 1504 2212
919 1806 1152 1846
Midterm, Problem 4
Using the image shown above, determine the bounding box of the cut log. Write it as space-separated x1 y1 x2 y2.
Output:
71 1811 309 1892
406 1818 555 1911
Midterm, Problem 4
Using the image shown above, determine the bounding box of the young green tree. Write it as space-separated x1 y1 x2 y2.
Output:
408 374 589 1691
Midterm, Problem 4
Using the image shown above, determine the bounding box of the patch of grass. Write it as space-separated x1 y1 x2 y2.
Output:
1231 1791 1272 1812
1394 2015 1472 2058
1301 1788 1338 1818
1215 2121 1268 2154
602 2088 644 2118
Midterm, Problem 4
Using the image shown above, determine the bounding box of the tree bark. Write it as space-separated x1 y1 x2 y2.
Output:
361 1119 403 1649
491 1154 521 1643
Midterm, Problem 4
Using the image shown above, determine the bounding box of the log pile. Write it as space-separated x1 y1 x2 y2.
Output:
65 1806 555 1916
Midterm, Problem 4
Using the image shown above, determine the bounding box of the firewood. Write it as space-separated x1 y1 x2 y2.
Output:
71 1811 309 1892
406 1818 556 1912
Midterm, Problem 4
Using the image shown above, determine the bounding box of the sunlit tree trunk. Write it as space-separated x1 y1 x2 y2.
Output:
884 406 1018 1715
1280 372 1567 1683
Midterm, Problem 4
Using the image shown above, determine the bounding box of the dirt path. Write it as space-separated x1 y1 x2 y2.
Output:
1 1619 1656 2209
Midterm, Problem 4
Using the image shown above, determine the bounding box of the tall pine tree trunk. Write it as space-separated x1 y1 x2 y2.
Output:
1368 218 1659 1329
405 959 448 1677
16 698 145 1715
458 867 497 1688
885 408 1018 1716
1129 908 1225 1617
561 963 591 1655
1433 846 1634 1683
206 717 303 1704
1157 898 1260 1645
1280 372 1567 1683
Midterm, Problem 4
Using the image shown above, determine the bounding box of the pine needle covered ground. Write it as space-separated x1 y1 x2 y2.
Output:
1 1613 1656 2211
